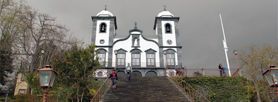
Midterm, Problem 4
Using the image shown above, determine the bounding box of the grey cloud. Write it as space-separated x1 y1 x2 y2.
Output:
26 0 277 69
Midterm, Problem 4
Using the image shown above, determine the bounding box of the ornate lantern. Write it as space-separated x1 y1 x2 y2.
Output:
263 65 278 96
37 65 57 88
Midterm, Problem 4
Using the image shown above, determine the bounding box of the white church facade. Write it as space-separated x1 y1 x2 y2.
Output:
92 8 183 77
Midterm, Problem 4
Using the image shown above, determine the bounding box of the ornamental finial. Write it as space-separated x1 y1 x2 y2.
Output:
134 22 137 29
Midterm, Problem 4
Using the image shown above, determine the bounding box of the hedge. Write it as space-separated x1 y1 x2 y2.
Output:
170 76 249 102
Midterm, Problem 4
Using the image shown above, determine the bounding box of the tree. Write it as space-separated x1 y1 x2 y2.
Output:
19 11 79 93
0 46 13 85
238 43 278 102
17 10 78 72
0 0 79 94
50 45 101 102
0 0 29 86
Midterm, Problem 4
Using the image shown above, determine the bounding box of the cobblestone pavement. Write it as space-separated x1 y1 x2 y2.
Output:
102 76 190 102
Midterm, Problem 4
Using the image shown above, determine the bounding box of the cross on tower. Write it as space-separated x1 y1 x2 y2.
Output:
134 21 137 29
105 5 107 10
164 5 166 11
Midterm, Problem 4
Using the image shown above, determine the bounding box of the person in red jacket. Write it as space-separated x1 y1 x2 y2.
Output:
108 69 118 89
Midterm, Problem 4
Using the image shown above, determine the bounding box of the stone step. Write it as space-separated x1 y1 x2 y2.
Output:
102 76 190 102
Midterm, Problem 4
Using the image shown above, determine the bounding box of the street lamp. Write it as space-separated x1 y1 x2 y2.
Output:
114 50 118 70
233 50 240 68
5 88 11 102
39 50 45 69
37 65 57 102
262 65 278 97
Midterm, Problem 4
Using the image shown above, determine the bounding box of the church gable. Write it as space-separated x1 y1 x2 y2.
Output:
112 25 160 67
113 25 159 49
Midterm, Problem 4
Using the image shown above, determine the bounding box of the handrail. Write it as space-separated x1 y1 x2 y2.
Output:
232 69 239 76
90 78 111 102
180 68 238 77
173 78 210 102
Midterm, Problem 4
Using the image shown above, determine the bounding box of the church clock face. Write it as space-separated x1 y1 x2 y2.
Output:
167 39 172 45
99 39 105 44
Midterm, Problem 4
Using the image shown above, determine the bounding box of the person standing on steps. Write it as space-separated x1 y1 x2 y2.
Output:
125 63 133 81
219 63 223 76
222 65 227 76
108 69 118 89
179 67 184 76
175 65 180 76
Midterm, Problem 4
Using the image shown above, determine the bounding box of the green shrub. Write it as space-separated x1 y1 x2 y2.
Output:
9 94 39 102
10 94 67 102
171 76 249 102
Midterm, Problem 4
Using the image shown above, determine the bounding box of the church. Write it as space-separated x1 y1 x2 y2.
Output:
92 8 183 78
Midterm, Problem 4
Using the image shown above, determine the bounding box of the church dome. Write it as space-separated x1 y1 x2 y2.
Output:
157 11 174 17
96 10 114 17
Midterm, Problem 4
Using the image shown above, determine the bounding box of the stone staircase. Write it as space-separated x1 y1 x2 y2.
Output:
101 76 191 102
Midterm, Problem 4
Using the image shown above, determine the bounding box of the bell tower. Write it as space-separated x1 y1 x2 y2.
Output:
91 7 117 67
153 7 182 68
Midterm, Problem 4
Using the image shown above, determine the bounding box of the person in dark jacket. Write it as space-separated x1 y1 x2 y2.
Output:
108 69 118 89
175 65 180 76
218 63 223 76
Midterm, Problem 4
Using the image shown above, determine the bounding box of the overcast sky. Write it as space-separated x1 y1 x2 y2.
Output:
25 0 277 69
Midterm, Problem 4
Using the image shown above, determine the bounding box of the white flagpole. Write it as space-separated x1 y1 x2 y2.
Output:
219 14 231 77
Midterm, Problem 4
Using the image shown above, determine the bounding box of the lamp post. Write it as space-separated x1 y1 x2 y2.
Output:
262 65 278 97
37 65 58 102
233 50 240 68
39 50 44 69
114 50 117 70
233 50 241 76
5 88 11 102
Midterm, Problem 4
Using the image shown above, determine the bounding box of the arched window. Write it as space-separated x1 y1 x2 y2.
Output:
166 49 176 67
165 23 172 33
97 49 107 66
145 49 156 67
130 49 142 67
116 49 127 68
100 23 106 33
